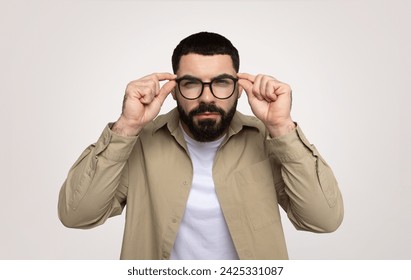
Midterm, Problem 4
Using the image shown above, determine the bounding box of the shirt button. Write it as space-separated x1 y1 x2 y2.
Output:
181 181 188 189
172 218 178 223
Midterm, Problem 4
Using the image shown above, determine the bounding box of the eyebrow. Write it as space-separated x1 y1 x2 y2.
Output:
177 73 237 81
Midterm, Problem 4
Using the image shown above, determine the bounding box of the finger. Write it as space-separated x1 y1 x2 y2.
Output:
128 78 158 99
237 79 253 95
260 75 279 102
153 73 176 96
259 75 268 100
237 72 256 83
264 78 282 101
143 73 175 95
253 75 265 101
139 86 155 104
153 72 177 82
271 80 291 97
266 80 278 102
142 78 160 98
156 80 177 105
238 79 258 103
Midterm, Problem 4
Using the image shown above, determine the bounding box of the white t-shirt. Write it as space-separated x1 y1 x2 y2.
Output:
170 126 239 260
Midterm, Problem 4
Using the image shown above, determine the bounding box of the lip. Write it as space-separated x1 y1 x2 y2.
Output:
195 112 220 119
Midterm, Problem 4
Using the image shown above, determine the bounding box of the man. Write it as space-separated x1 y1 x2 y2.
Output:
58 32 343 260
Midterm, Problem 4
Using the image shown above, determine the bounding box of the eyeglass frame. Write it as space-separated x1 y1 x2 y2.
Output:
175 74 239 100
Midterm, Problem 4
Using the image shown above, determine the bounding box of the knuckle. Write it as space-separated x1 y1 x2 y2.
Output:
150 79 158 87
252 87 259 95
126 80 136 89
141 86 152 96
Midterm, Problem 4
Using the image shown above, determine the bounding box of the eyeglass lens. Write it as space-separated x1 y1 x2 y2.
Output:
178 77 236 99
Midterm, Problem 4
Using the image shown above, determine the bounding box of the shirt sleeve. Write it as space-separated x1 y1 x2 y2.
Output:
266 124 344 233
58 123 137 229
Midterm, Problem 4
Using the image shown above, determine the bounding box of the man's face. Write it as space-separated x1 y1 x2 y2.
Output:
173 54 241 142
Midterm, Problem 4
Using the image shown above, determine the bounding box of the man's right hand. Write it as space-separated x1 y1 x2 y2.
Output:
112 73 177 136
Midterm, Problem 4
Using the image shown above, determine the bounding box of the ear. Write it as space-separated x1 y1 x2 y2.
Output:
171 88 177 100
237 84 243 99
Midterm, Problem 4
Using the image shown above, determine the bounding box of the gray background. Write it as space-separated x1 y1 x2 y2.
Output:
1 0 410 259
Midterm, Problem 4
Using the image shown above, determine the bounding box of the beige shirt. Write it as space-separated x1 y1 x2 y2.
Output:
58 108 344 259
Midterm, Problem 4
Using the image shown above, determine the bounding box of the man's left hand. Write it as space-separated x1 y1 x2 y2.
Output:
237 73 296 137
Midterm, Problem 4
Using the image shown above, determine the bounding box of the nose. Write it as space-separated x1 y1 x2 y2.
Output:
198 83 215 103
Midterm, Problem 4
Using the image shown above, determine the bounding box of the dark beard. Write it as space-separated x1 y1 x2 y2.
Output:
177 100 237 142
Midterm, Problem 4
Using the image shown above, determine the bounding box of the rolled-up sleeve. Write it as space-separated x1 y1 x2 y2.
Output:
267 125 344 233
58 124 137 229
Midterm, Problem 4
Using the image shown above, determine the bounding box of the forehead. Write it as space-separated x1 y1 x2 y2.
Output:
177 54 236 79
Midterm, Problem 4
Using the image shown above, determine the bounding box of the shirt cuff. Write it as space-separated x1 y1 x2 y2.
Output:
94 123 138 162
266 124 317 163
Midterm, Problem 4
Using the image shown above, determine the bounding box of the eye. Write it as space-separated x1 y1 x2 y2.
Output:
213 78 232 87
180 79 201 88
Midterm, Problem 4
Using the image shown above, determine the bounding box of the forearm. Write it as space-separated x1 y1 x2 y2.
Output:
58 124 137 228
280 153 343 232
268 125 344 232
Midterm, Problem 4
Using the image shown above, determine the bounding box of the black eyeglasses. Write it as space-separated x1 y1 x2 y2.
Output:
175 74 238 100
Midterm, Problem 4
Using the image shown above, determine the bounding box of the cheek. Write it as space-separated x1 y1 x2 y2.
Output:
176 98 195 113
220 99 236 112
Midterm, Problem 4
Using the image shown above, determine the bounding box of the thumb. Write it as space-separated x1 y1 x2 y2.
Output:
237 79 254 99
156 80 176 105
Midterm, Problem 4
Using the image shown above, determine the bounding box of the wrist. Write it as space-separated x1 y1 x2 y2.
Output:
112 116 143 137
266 119 296 138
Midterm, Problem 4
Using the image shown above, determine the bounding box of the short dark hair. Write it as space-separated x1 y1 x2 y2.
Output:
172 32 240 73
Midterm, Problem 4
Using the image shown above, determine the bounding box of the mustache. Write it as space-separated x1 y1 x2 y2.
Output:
189 103 225 116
